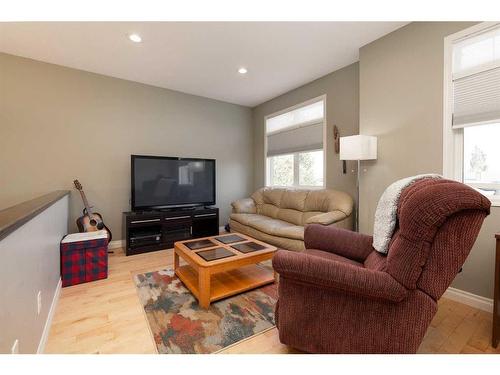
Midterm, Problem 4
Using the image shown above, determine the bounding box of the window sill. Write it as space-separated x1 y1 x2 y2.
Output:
465 184 500 207
488 198 500 207
265 185 325 190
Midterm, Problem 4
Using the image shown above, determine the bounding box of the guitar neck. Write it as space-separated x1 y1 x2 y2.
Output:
79 190 93 216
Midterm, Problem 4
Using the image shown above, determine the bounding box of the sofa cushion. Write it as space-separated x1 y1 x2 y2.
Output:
251 189 265 205
250 217 304 241
251 187 353 219
273 225 304 241
304 189 353 216
231 197 257 214
229 220 305 251
230 213 304 240
277 208 303 226
262 188 284 206
304 190 331 212
258 203 279 218
281 190 308 211
229 213 263 226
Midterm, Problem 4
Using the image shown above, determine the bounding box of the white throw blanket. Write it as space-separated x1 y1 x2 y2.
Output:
372 174 442 254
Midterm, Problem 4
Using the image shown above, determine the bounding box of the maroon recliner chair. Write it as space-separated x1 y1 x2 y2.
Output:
273 179 491 353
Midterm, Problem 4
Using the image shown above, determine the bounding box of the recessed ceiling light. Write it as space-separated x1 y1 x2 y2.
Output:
128 33 142 43
238 67 248 74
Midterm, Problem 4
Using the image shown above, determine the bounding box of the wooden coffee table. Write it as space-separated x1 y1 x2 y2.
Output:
173 233 277 308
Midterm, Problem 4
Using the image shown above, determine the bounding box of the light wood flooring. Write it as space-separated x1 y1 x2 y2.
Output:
45 246 499 354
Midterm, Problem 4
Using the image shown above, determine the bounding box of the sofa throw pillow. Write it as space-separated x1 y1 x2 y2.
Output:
373 174 442 254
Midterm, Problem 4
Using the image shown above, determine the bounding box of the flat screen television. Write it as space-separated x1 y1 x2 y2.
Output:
131 155 216 210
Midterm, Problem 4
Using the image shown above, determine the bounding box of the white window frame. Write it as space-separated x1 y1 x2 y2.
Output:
443 22 500 206
264 95 327 189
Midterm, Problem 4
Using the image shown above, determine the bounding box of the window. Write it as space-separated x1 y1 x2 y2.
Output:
265 98 325 188
463 124 500 190
268 153 294 186
267 150 324 187
444 23 500 205
299 150 324 186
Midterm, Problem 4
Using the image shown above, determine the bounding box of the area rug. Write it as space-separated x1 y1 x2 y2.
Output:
133 268 277 354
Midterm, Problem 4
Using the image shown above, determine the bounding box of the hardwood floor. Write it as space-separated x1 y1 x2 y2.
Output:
45 246 500 354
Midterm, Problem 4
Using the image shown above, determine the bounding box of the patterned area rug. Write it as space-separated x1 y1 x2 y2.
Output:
134 268 277 354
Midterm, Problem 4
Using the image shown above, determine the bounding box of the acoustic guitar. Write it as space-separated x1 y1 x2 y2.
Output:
73 179 112 241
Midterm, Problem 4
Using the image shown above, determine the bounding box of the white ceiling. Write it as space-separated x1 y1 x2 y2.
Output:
0 22 406 107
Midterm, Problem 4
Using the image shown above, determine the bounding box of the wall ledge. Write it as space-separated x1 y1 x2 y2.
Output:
0 191 70 241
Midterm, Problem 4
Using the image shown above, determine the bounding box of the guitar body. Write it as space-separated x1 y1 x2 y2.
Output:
73 179 113 241
76 212 113 241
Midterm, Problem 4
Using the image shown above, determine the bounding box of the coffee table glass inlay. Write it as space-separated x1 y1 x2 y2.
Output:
196 247 235 262
174 232 277 308
214 234 246 244
231 241 267 254
184 238 217 250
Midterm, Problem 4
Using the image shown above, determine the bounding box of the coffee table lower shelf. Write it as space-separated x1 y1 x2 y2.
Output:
175 264 275 308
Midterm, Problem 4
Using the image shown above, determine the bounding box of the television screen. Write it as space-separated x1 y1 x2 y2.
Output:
131 155 215 210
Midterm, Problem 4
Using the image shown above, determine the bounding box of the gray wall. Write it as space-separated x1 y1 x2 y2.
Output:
358 22 499 299
0 53 254 240
0 196 68 353
252 63 359 201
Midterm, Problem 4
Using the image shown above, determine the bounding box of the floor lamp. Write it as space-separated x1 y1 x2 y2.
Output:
339 135 377 232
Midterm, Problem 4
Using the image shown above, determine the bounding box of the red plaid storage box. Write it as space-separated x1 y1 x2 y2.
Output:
60 231 109 287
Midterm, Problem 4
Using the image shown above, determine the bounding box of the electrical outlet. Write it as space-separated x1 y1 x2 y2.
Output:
11 339 19 354
37 291 42 315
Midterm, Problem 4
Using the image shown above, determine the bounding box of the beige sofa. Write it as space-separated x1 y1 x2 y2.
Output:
229 187 353 251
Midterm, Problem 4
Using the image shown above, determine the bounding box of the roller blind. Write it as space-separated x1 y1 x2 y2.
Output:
453 67 500 127
452 24 500 128
266 99 324 157
267 122 323 156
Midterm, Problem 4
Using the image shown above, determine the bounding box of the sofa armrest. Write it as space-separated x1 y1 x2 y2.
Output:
304 224 374 262
273 250 407 302
305 210 346 225
231 198 257 214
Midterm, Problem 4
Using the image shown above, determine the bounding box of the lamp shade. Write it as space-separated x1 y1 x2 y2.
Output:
339 135 377 161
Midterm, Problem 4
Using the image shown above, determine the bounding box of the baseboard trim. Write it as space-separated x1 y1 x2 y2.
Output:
443 287 493 313
37 277 62 354
108 239 125 250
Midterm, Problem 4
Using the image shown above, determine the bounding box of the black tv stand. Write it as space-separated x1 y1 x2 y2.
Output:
122 206 219 256
158 207 195 212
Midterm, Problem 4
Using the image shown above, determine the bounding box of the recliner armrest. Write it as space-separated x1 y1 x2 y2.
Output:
273 250 407 303
231 198 257 214
304 224 374 262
